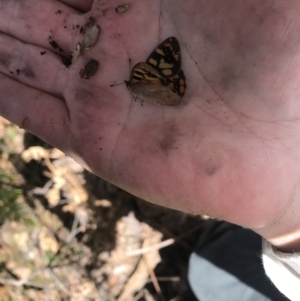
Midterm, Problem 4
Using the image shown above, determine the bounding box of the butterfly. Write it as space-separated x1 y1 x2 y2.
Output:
125 37 186 106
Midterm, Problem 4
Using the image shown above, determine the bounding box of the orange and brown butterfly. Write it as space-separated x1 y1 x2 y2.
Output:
125 37 186 106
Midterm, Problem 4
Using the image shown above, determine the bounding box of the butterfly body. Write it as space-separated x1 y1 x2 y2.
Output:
126 37 186 106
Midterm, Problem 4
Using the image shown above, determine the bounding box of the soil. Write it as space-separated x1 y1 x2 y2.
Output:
0 119 203 301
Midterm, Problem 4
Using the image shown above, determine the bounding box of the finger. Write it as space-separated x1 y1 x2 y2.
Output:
0 0 84 55
58 0 93 12
0 73 69 149
0 32 68 97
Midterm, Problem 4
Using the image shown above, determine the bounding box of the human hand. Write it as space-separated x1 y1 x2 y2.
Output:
1 0 300 248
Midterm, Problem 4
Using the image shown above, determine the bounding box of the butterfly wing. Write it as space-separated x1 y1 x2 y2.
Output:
127 62 181 105
125 37 186 106
145 37 181 77
165 70 186 97
128 82 182 106
129 62 166 86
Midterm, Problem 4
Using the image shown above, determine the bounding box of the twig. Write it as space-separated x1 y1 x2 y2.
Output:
127 224 202 256
117 226 160 301
66 215 80 243
143 255 166 301
31 179 53 195
0 269 45 289
0 277 45 289
46 268 72 296
127 238 175 256
146 276 180 283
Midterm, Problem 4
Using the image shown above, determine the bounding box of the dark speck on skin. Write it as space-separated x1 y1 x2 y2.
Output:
202 161 221 176
62 56 72 68
160 134 176 153
75 88 95 100
159 124 179 155
0 54 11 67
40 51 46 55
49 40 58 49
79 59 99 79
199 149 224 177
14 67 35 78
219 65 237 90
22 67 35 79
48 39 64 52
203 30 219 45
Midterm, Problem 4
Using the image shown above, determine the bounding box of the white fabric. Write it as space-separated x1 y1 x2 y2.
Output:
188 252 271 301
262 240 300 301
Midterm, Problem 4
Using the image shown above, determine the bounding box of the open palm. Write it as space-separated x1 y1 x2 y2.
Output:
1 0 300 245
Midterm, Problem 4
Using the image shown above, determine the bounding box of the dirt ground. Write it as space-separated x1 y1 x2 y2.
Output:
0 118 205 301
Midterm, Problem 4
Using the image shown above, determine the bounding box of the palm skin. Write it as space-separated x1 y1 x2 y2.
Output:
1 0 300 248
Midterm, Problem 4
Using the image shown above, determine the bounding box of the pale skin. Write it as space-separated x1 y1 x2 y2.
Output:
0 0 300 252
